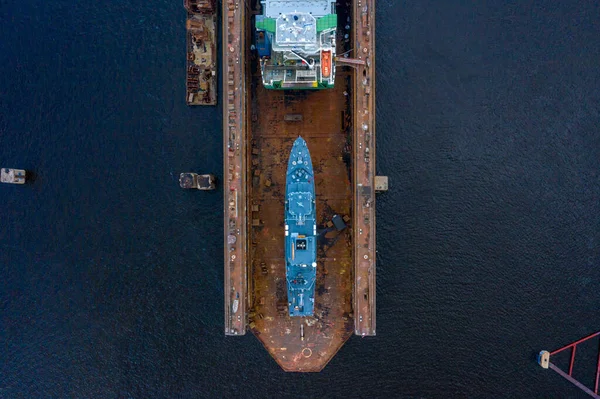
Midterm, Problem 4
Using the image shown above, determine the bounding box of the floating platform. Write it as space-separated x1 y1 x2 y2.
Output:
1 168 26 184
179 173 216 190
537 350 549 369
184 0 217 105
222 0 381 371
375 175 389 192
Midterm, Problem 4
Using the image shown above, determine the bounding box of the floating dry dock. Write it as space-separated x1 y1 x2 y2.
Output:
184 0 217 105
221 0 384 371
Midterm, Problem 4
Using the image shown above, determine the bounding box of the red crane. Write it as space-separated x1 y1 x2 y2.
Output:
539 330 600 398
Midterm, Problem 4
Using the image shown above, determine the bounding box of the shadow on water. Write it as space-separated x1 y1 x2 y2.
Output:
24 170 36 184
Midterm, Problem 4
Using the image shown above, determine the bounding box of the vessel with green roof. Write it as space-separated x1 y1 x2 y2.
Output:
254 0 337 89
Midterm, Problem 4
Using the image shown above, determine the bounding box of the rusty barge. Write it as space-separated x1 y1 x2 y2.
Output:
220 0 383 371
184 0 217 105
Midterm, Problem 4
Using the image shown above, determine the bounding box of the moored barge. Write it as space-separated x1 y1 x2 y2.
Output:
184 0 217 105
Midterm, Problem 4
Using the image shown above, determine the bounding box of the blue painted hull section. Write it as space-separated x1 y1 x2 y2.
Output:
285 137 317 317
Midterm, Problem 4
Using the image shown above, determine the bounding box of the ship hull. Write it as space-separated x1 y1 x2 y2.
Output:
284 137 317 317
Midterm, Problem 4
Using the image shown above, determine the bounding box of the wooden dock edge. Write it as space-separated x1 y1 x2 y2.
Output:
353 0 377 336
223 0 248 336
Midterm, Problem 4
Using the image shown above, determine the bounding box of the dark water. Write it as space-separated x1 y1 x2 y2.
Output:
2 0 600 397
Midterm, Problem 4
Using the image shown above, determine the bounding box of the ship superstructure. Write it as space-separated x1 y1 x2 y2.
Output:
254 0 337 89
285 137 317 316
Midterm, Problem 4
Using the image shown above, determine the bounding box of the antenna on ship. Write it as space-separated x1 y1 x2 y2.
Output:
538 330 600 398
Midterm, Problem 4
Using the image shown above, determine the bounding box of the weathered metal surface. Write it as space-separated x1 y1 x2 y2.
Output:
185 1 217 106
222 0 248 336
353 0 377 337
179 173 216 190
184 0 215 15
375 175 388 192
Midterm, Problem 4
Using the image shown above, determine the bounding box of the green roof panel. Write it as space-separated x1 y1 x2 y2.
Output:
256 17 276 33
316 14 337 32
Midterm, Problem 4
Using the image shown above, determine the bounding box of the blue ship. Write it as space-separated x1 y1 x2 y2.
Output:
285 137 317 317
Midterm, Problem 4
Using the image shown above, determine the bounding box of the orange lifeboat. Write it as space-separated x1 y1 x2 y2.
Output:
321 50 331 78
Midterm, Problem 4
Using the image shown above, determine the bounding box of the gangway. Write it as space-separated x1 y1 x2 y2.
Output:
335 56 366 66
538 330 600 398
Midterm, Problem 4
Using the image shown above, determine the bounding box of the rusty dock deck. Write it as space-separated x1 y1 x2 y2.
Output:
222 0 380 369
353 0 377 337
246 74 355 371
185 0 217 105
223 0 248 336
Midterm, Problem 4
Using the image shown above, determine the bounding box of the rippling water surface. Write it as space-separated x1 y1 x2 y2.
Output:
2 0 599 397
